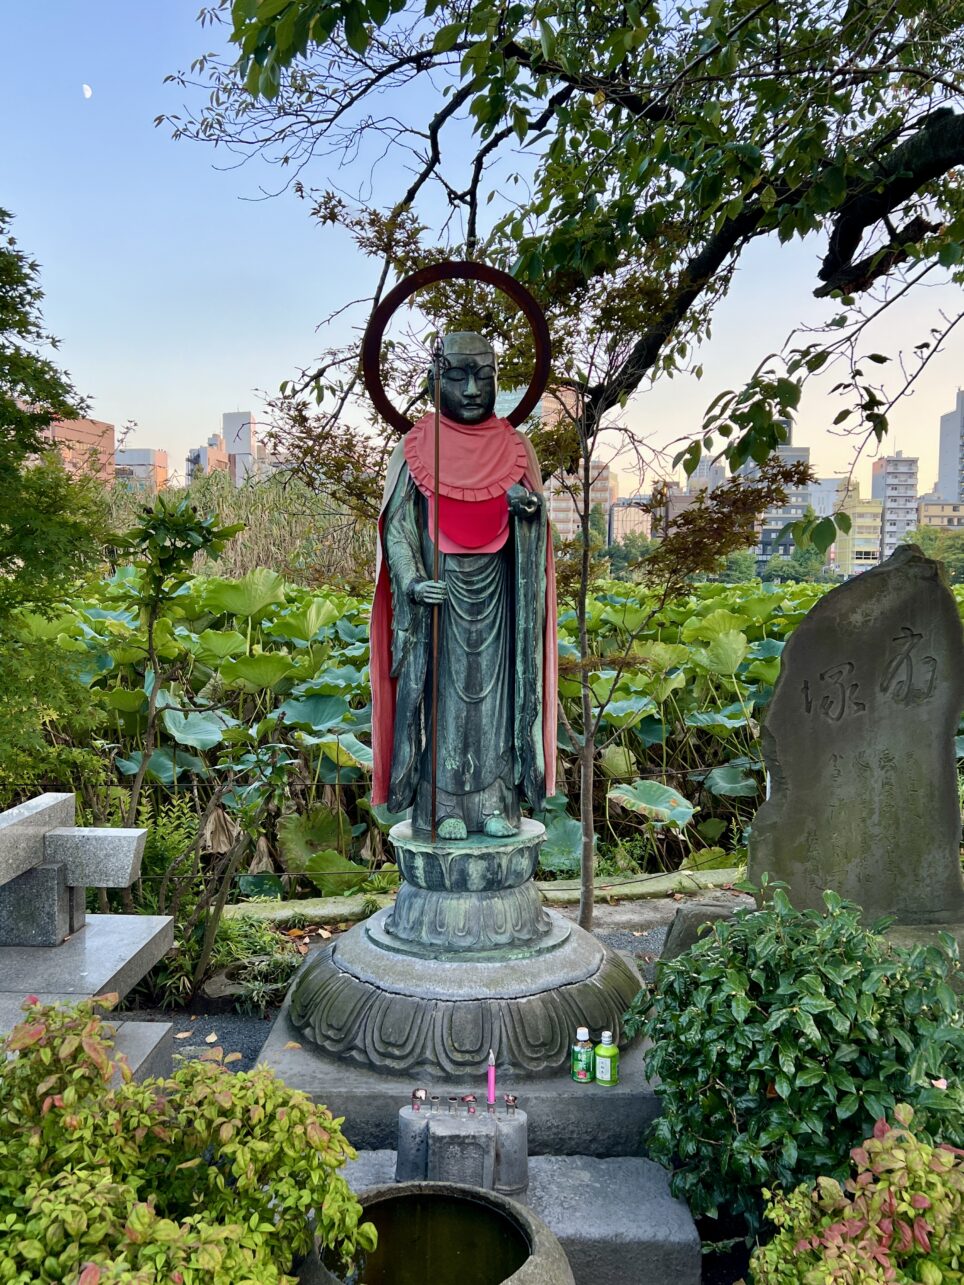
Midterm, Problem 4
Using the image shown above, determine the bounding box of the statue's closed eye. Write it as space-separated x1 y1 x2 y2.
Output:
442 366 496 385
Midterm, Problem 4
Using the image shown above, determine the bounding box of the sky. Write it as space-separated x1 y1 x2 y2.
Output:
3 2 963 494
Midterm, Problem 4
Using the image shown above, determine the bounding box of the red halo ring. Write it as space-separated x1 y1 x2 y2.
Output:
361 260 551 434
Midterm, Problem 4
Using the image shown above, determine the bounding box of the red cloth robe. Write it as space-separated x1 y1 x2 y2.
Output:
370 414 557 808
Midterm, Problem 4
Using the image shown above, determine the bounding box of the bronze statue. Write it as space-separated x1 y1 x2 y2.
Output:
369 331 557 839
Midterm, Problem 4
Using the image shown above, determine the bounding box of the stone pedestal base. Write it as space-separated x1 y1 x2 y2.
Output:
288 907 640 1079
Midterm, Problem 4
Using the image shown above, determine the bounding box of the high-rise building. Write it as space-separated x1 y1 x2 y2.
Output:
810 477 846 517
114 448 168 493
186 433 230 481
546 460 617 541
42 418 115 483
647 481 699 537
685 456 726 493
871 451 919 559
937 390 964 503
222 412 257 485
834 484 882 577
737 420 811 569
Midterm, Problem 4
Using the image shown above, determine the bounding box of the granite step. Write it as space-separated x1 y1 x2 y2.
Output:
111 1020 173 1082
0 913 173 1010
341 1150 701 1285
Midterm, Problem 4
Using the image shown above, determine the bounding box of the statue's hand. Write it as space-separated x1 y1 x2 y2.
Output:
507 484 541 519
409 579 448 604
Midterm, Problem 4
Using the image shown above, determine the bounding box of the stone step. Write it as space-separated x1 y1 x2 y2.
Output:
340 1150 701 1285
111 1021 173 1083
0 913 173 1005
260 997 660 1158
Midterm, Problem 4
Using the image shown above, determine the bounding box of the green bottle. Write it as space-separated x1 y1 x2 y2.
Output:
594 1030 619 1086
571 1026 594 1083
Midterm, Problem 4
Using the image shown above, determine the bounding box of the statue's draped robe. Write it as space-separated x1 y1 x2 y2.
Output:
370 416 557 831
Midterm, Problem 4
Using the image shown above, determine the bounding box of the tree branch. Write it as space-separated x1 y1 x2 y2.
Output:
819 110 964 284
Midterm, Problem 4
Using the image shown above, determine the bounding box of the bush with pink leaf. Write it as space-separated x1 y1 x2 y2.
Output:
748 1103 964 1283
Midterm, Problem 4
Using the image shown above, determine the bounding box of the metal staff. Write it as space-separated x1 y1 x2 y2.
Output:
431 336 444 842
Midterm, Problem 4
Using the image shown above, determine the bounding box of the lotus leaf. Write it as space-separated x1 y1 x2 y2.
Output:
265 598 340 642
597 695 657 729
278 806 353 865
204 568 287 618
162 709 235 751
220 653 295 690
607 779 696 826
703 763 760 797
685 704 748 733
308 732 373 768
276 694 350 731
238 873 284 899
335 618 368 643
600 744 636 778
634 640 690 670
539 815 586 875
302 849 370 896
681 608 750 642
194 629 247 661
105 688 149 713
292 664 365 695
115 749 209 783
690 629 749 675
600 603 652 634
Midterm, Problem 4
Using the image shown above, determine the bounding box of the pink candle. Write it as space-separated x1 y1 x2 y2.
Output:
487 1048 496 1106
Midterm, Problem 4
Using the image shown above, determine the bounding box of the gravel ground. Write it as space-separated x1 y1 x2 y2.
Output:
121 1007 279 1071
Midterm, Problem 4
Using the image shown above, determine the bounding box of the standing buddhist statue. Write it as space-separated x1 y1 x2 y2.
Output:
370 331 557 840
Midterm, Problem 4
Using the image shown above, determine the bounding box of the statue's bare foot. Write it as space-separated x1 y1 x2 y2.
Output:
437 818 468 840
483 813 517 838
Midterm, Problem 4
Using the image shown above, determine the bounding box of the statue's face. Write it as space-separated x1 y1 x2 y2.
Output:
428 332 497 424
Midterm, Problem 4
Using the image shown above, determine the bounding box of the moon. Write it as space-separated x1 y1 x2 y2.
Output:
82 84 93 99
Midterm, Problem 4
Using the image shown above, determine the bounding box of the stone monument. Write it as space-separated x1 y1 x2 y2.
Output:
749 545 964 927
283 266 637 1080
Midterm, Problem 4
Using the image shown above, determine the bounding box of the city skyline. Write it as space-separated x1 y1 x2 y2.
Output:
5 4 963 499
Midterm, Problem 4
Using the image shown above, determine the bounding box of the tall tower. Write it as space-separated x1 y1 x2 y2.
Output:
871 451 919 559
937 390 964 503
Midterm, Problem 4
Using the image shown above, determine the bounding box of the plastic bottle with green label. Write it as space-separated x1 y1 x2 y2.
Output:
570 1026 594 1083
594 1030 619 1086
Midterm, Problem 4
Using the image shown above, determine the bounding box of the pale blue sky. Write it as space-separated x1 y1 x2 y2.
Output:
3 2 962 491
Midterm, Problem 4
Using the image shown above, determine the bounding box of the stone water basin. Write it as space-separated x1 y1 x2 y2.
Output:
301 1181 573 1285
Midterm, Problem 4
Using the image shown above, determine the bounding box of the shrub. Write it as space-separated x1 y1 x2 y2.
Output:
749 1104 964 1283
0 995 375 1283
626 888 964 1231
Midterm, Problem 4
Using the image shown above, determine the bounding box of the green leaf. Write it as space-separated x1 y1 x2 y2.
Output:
539 816 586 875
703 764 759 797
238 873 284 900
204 568 287 619
162 708 234 750
600 744 636 778
264 598 341 642
276 694 349 731
690 630 748 675
220 653 295 690
303 848 369 896
115 749 208 783
811 517 837 555
278 805 352 865
194 629 247 662
433 21 462 52
607 779 696 826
